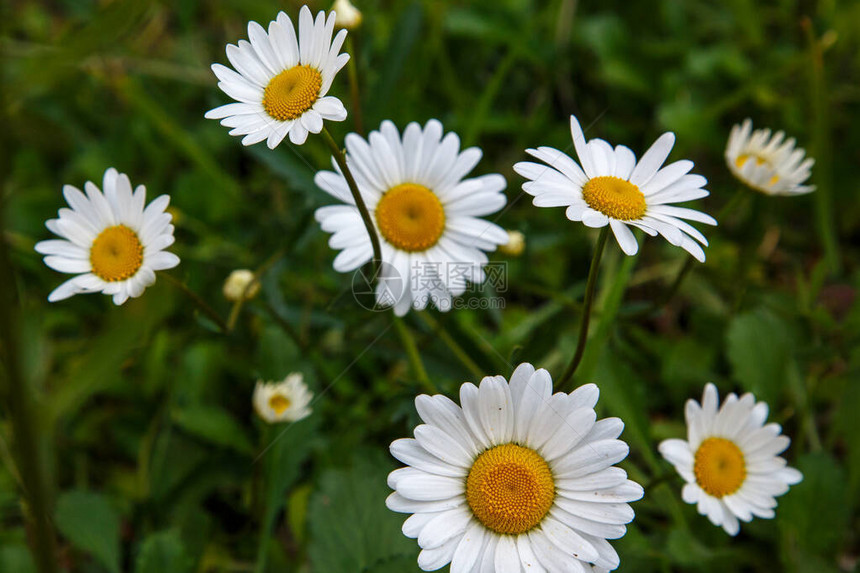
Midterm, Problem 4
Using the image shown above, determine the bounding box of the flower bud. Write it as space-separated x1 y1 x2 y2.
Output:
333 0 362 30
223 269 260 302
498 230 525 256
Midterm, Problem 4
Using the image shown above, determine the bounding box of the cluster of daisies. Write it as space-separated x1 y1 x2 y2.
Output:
32 3 814 572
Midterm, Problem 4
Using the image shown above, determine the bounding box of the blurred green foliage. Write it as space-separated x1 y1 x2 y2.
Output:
2 0 859 572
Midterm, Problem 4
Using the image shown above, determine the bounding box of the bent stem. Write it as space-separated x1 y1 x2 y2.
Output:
558 227 609 390
392 315 435 393
163 273 228 333
320 127 382 278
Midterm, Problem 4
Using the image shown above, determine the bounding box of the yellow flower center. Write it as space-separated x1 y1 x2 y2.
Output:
465 443 555 535
581 176 647 221
734 154 768 169
262 65 322 121
735 154 780 187
375 183 446 252
268 394 291 415
694 437 746 498
90 225 144 282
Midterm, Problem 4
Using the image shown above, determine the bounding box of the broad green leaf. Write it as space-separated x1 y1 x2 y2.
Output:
256 416 318 569
777 452 849 557
0 544 36 573
135 530 190 573
55 490 121 573
171 405 254 455
308 452 418 573
726 308 795 404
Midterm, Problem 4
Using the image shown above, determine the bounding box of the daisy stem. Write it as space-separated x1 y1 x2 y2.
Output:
162 274 229 333
417 312 484 380
320 127 382 278
392 315 435 393
345 36 364 136
558 226 609 390
0 231 59 573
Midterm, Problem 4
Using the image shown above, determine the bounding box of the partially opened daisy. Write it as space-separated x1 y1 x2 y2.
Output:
315 119 508 316
658 383 803 536
35 168 179 305
514 115 717 261
387 363 643 571
205 6 349 148
253 373 313 423
725 118 815 196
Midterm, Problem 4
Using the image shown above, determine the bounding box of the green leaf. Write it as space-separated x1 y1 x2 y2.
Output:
725 308 795 404
55 490 121 573
256 416 319 568
135 530 190 573
777 452 849 557
172 405 254 455
0 544 36 573
308 452 418 573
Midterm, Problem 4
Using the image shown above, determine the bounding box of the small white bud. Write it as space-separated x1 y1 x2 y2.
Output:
333 0 362 30
498 230 525 257
223 269 260 302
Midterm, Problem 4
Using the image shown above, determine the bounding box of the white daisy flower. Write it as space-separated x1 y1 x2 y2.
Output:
386 363 643 572
725 118 815 196
35 168 180 305
205 6 349 148
314 119 508 316
253 373 313 424
658 383 803 536
513 115 717 262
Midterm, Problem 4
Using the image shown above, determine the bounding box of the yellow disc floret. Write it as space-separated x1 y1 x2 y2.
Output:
262 65 323 121
581 176 647 221
694 437 746 498
734 154 769 170
268 394 291 415
466 443 555 535
90 225 144 282
375 183 446 252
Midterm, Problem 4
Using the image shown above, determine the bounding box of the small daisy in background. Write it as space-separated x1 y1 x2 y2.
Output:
315 119 508 316
659 383 803 536
387 363 643 571
35 168 179 305
205 6 349 148
253 373 313 424
725 118 815 196
514 115 717 262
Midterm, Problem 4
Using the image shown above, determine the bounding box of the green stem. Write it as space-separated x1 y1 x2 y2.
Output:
558 227 609 390
803 18 840 275
162 273 228 333
320 127 382 277
345 35 363 136
0 226 59 573
417 313 484 380
392 315 435 393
